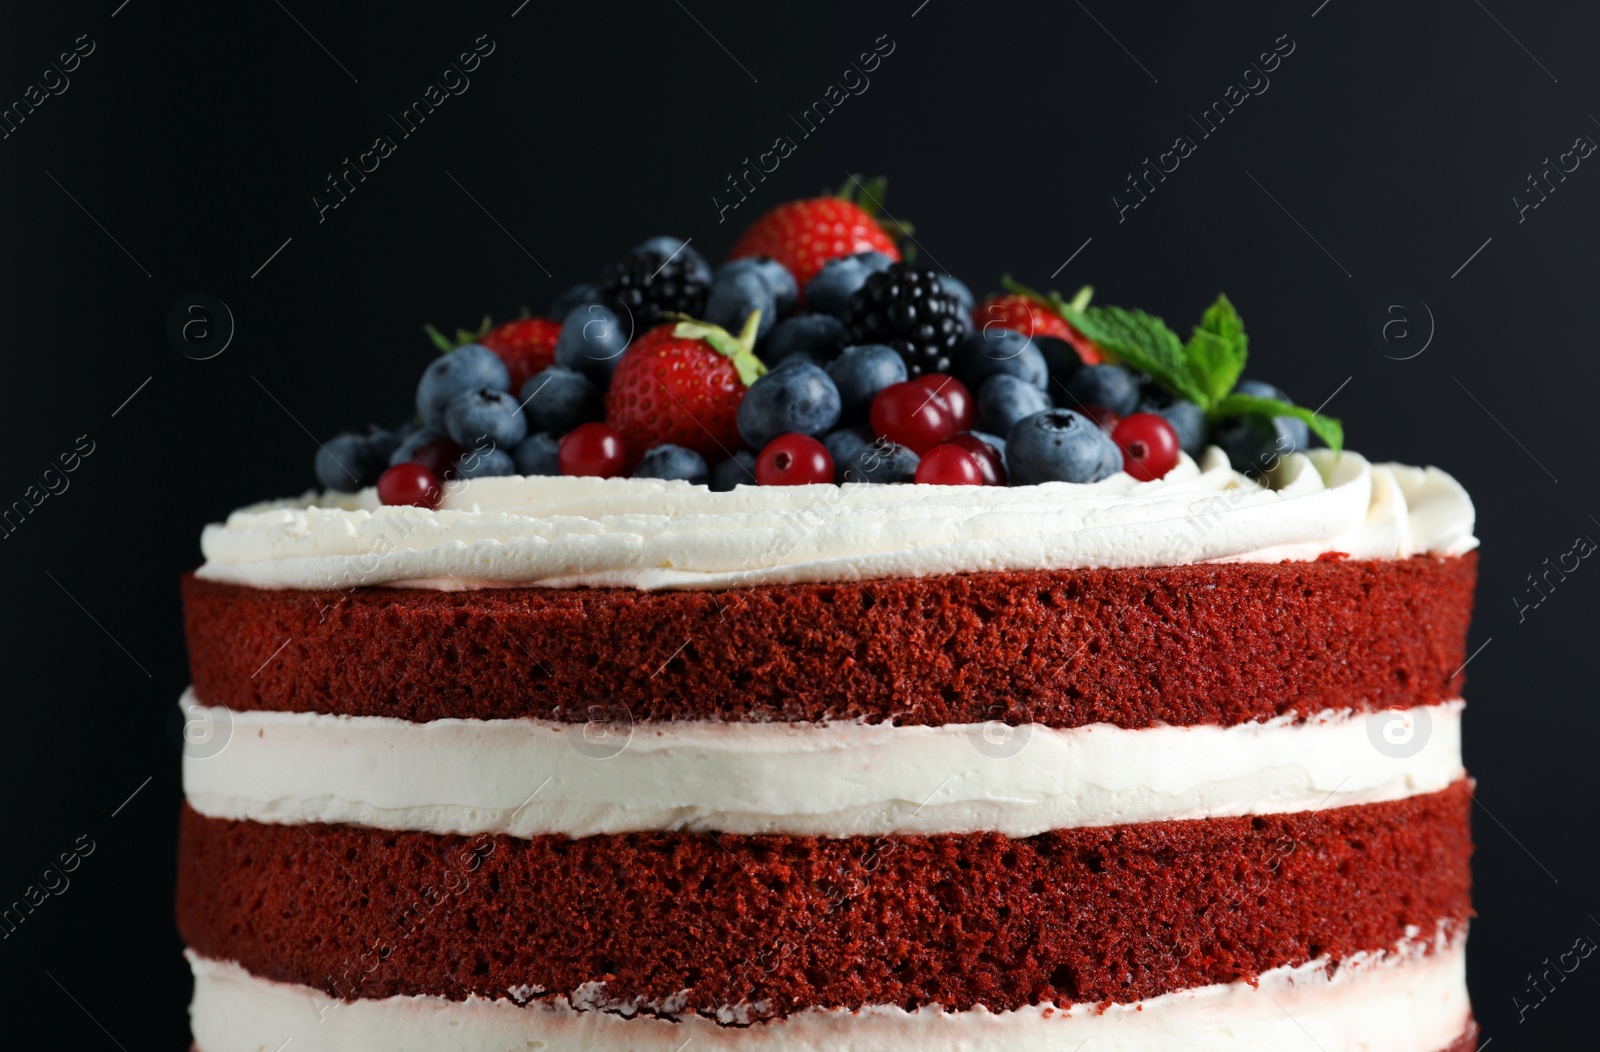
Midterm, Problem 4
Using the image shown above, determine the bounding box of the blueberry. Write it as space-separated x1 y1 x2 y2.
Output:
1034 336 1084 385
724 256 797 317
416 344 510 429
455 448 516 479
1234 379 1310 452
736 362 842 449
1006 409 1122 485
978 374 1052 436
389 427 445 466
1137 388 1208 457
443 388 528 452
806 251 895 319
634 443 710 484
954 329 1049 391
1064 364 1140 417
521 365 602 433
1213 413 1307 476
549 282 601 319
823 426 873 481
705 266 777 340
937 274 975 316
710 450 758 491
762 315 846 366
634 237 712 285
841 438 919 484
513 432 561 476
314 427 396 491
827 344 908 424
555 303 630 386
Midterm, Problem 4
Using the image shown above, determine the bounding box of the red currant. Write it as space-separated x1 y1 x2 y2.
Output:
946 432 1007 486
756 433 833 485
912 374 975 432
1079 404 1122 433
411 437 465 481
1112 412 1181 481
870 381 956 454
377 462 442 508
559 422 628 477
915 443 984 485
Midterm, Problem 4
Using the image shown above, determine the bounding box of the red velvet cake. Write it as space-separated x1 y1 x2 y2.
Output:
177 219 1480 1050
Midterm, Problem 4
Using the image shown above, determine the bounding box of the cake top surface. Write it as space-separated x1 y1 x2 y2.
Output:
197 447 1476 591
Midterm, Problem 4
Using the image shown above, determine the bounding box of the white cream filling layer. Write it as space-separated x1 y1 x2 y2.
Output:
195 449 1477 591
187 931 1471 1052
181 693 1463 838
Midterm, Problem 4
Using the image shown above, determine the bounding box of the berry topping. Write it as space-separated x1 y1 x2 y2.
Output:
845 263 967 377
840 438 920 484
456 447 516 479
598 240 710 330
756 433 834 486
634 443 710 484
558 422 629 478
416 344 510 430
947 432 1008 486
1065 364 1140 417
554 303 630 386
1006 409 1123 485
376 462 441 508
1112 412 1182 481
442 388 528 451
315 426 402 492
977 293 1077 343
912 374 975 432
914 443 984 486
736 361 842 451
954 328 1049 391
406 436 466 481
709 449 758 491
806 251 896 319
480 317 562 393
1079 404 1123 433
827 344 907 424
869 380 956 454
705 263 777 341
977 374 1052 437
762 315 847 369
521 365 604 434
730 175 904 296
605 315 766 460
512 433 561 476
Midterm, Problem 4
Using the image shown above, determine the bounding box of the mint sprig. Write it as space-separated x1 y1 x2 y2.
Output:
1004 282 1342 453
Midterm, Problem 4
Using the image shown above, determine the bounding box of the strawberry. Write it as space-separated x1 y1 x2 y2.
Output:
605 314 766 461
982 283 1106 366
481 317 561 392
729 175 905 298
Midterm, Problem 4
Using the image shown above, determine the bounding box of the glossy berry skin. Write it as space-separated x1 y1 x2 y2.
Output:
731 195 901 297
977 374 1052 437
947 432 1007 486
806 251 895 319
1112 412 1182 482
736 362 842 450
756 434 833 486
954 328 1049 391
598 241 710 330
633 237 713 285
763 315 846 368
915 443 984 486
870 381 956 454
1137 386 1209 456
975 294 1104 365
1066 364 1141 417
1079 404 1123 433
605 325 751 460
377 462 441 508
845 264 967 377
1006 409 1122 486
938 274 975 317
634 443 710 484
416 344 511 429
558 422 629 478
481 317 562 393
827 344 907 424
912 374 975 432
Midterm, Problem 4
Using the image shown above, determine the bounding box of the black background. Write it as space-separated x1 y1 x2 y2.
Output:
1 1 1596 1047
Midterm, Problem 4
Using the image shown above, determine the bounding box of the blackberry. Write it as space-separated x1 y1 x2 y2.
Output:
598 247 709 331
844 264 966 377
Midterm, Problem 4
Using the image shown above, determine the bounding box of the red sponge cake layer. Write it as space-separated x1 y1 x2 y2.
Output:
177 782 1472 1019
183 554 1475 727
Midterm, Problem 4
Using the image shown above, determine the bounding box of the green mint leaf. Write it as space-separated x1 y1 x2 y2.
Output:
1183 295 1248 405
1060 304 1207 405
1212 393 1344 453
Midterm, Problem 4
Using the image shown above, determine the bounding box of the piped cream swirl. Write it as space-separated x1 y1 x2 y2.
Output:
196 448 1476 591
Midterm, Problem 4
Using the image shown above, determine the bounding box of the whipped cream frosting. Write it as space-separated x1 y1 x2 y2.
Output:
187 928 1470 1052
182 693 1464 838
195 448 1477 591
